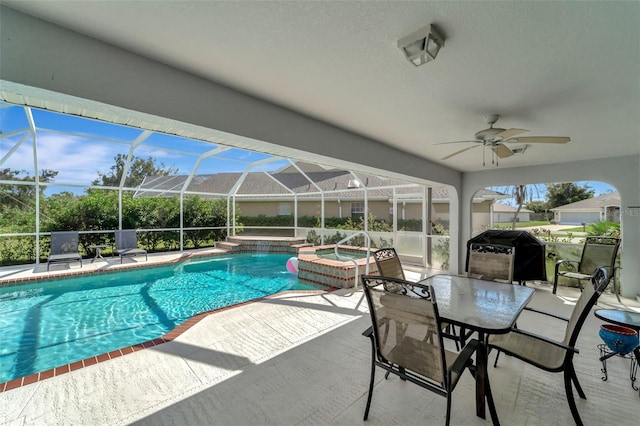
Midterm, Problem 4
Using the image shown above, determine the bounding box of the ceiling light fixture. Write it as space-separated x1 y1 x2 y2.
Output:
397 24 445 66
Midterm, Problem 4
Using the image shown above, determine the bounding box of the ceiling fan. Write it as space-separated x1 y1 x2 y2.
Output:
437 114 570 166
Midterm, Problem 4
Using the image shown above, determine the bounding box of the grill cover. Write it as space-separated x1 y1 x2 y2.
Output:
466 230 547 282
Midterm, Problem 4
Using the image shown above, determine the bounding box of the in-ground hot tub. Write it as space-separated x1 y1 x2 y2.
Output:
297 245 377 289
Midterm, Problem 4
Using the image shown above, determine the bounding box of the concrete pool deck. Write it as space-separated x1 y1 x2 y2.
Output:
1 257 640 424
0 248 228 285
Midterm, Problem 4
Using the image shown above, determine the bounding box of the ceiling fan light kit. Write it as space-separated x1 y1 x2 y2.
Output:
397 24 445 66
437 114 570 166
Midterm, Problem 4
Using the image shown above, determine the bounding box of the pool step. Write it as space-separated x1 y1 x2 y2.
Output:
215 241 240 252
291 243 314 251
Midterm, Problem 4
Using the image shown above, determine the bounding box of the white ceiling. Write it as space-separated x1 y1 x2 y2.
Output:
3 1 640 173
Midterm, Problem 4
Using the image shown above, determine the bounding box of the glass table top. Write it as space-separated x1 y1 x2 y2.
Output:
419 274 535 334
595 309 640 331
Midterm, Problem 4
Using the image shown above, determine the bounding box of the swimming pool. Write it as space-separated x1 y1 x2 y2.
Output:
315 248 370 261
0 253 323 383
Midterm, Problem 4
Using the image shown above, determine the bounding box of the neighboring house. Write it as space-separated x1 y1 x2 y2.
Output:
135 162 508 231
492 203 532 223
551 192 621 225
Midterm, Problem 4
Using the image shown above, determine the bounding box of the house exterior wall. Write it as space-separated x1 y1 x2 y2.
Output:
555 210 601 225
493 211 531 223
554 206 620 225
472 201 492 234
236 199 493 232
237 200 393 219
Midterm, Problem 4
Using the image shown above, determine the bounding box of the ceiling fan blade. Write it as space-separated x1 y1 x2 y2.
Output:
492 144 514 158
441 144 480 160
434 140 477 145
494 128 529 140
510 136 570 144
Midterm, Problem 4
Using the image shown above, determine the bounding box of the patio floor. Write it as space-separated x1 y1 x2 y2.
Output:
1 256 639 425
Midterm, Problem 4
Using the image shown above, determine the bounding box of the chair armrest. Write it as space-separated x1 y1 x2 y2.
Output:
506 328 579 354
523 306 569 322
554 260 580 278
449 338 480 377
362 326 373 338
555 259 579 273
556 259 579 266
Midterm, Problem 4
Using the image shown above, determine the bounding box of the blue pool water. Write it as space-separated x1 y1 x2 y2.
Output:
0 253 321 383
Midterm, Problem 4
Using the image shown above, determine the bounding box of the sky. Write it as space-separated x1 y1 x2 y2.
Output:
1 102 618 198
489 180 617 207
0 104 290 194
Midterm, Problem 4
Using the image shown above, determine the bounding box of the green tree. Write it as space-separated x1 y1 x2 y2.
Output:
498 184 543 229
546 182 595 209
93 154 178 188
183 196 228 248
42 191 79 231
44 190 119 251
0 168 58 210
1 168 58 233
587 220 620 237
128 196 180 249
524 200 548 213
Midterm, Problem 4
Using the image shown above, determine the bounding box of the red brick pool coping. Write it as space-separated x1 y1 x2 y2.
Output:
0 251 337 392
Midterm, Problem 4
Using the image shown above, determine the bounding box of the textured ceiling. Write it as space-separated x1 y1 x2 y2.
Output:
3 1 639 172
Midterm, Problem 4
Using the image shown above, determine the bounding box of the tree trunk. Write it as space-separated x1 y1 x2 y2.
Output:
511 185 526 230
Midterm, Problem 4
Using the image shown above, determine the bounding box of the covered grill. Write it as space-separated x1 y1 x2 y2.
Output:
466 230 547 282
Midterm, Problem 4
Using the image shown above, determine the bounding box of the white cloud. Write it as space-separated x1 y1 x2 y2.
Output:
2 133 122 185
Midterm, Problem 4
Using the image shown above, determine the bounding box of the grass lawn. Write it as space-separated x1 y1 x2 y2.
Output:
557 226 586 232
493 221 551 229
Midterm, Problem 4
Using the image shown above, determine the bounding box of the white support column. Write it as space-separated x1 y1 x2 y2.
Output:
294 194 298 237
364 189 369 231
179 193 184 251
25 107 40 264
321 193 325 245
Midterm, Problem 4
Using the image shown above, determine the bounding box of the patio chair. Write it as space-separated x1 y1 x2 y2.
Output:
467 243 514 283
361 275 499 426
114 230 148 263
552 236 620 295
47 231 83 271
373 248 462 351
488 266 611 426
465 243 517 350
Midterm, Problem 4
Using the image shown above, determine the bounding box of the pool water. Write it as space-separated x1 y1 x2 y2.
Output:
0 253 322 383
316 249 370 261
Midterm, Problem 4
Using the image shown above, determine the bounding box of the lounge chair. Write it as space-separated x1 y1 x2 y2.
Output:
47 231 83 271
114 230 148 263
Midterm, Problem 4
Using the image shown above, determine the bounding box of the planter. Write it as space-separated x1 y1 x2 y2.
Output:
599 324 639 355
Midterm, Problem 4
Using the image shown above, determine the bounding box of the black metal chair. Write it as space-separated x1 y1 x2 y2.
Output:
114 230 148 263
488 267 611 426
372 248 407 280
47 231 83 271
466 243 517 350
361 275 499 426
553 236 620 294
467 243 515 283
373 248 462 350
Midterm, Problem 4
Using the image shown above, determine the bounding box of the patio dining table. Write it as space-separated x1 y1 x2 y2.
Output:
418 274 535 420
